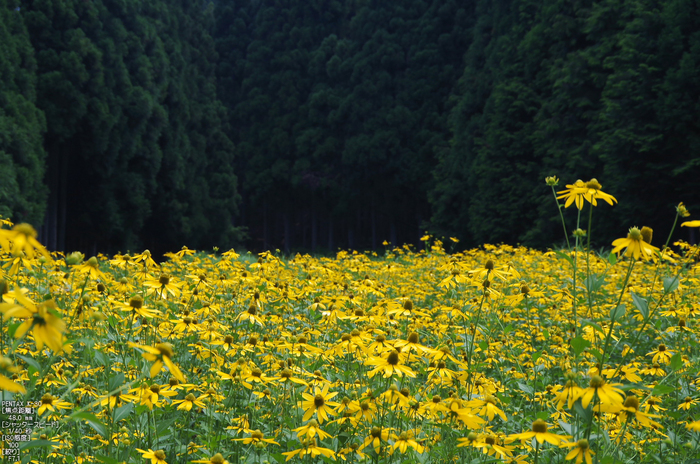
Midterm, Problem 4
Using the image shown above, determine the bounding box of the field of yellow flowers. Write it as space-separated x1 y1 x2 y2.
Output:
1 178 700 464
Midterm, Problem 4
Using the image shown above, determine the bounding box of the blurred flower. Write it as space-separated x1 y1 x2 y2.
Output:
137 449 167 464
0 223 52 261
128 342 186 383
0 289 65 353
562 439 594 464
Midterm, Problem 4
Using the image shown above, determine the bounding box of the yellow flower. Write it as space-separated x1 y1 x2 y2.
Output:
233 429 279 445
118 295 161 319
144 273 182 299
686 420 700 432
390 430 425 454
473 434 514 459
579 375 624 409
76 256 106 280
0 373 25 393
0 357 25 393
557 179 617 210
554 380 584 410
191 453 229 464
616 395 662 428
365 350 416 378
236 304 266 326
240 366 275 388
467 395 507 422
137 448 167 464
359 426 391 453
647 344 673 364
678 396 697 411
299 384 340 424
611 227 660 261
508 419 570 445
468 259 510 282
447 398 487 429
562 439 595 464
282 438 336 461
37 393 72 416
292 419 333 440
0 289 65 353
171 393 206 411
0 223 52 260
128 342 187 383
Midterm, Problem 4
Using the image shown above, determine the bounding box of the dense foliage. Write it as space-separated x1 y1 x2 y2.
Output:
15 0 241 254
0 0 699 254
0 0 47 225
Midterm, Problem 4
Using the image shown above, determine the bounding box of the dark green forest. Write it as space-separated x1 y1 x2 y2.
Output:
1 0 698 256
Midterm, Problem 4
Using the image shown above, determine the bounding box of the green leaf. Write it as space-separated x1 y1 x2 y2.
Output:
584 274 606 294
17 355 41 372
630 292 649 319
652 384 676 395
571 336 591 357
19 439 55 450
517 382 534 395
94 350 108 367
113 402 134 422
69 412 107 437
7 321 21 339
589 348 603 363
270 453 286 464
670 352 683 372
609 304 626 321
555 250 574 267
574 400 592 422
478 341 488 352
542 328 550 340
108 372 125 391
532 351 542 364
586 322 605 335
536 410 549 421
558 419 573 435
95 455 120 464
156 417 178 436
608 252 617 265
663 276 680 293
503 325 514 334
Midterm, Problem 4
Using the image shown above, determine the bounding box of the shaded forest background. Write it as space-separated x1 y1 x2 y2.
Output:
1 0 699 257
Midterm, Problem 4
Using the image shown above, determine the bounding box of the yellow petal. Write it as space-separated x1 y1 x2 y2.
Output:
0 374 26 393
163 356 186 383
150 360 163 378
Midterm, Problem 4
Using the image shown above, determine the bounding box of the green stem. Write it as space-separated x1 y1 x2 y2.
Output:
465 291 488 399
585 203 594 318
572 209 582 341
551 186 571 250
